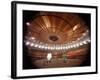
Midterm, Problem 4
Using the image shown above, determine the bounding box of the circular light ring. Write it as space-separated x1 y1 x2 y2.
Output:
24 38 90 51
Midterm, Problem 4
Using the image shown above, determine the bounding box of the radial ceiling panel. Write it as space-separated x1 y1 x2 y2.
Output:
25 12 88 45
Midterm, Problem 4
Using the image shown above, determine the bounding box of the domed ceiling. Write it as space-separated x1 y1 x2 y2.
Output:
24 12 90 51
23 11 90 69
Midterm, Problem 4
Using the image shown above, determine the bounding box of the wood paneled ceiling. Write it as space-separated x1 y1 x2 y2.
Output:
25 12 88 44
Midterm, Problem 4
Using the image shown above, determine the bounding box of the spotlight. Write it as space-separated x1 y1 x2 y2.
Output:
41 45 45 49
73 24 79 31
31 37 35 40
76 43 80 47
86 30 89 33
52 47 55 50
77 38 80 41
62 46 64 50
68 45 71 49
72 44 76 48
38 45 42 48
69 45 73 48
26 22 30 26
53 45 55 50
34 44 38 47
25 41 30 45
79 42 83 46
82 32 86 36
30 43 34 47
63 46 66 50
60 45 63 50
65 46 68 49
47 46 50 50
87 39 91 43
55 45 58 50
44 46 48 49
83 40 87 44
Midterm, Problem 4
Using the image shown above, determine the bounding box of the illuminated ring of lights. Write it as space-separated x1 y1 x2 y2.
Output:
25 37 90 51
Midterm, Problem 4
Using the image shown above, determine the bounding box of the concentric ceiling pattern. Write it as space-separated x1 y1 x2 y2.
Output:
26 12 88 44
24 12 90 52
